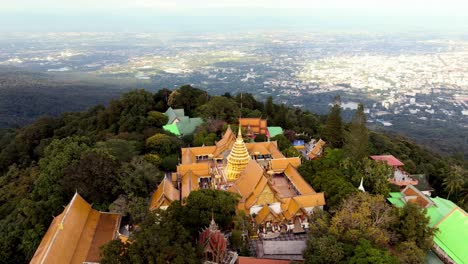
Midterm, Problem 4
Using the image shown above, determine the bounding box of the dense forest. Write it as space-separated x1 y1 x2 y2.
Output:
0 85 466 263
0 67 127 128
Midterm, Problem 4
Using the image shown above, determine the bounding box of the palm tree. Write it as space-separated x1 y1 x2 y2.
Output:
443 165 465 200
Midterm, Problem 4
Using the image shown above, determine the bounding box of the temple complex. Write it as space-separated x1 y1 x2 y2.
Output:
370 155 418 187
150 125 326 234
30 193 123 264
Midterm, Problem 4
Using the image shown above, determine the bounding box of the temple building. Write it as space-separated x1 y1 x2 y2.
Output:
307 139 326 160
162 107 203 136
239 118 268 137
388 185 468 264
150 125 325 232
31 193 123 264
370 155 418 187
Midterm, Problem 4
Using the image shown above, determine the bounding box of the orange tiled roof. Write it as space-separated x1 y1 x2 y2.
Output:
228 160 264 198
293 193 326 208
308 139 326 159
149 177 180 210
30 193 120 264
255 204 280 224
214 126 236 156
181 171 201 199
283 164 315 195
181 146 217 164
281 197 302 220
401 185 433 208
239 118 268 135
244 141 285 159
245 178 282 209
177 163 210 177
271 157 301 173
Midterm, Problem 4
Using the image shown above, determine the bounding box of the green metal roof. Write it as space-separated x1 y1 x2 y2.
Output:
177 117 203 136
433 209 468 264
387 197 405 208
267 126 283 138
164 107 185 124
163 124 180 136
427 197 458 227
387 193 467 264
389 192 403 198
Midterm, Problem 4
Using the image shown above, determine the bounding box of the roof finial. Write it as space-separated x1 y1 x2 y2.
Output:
358 177 365 192
209 210 218 231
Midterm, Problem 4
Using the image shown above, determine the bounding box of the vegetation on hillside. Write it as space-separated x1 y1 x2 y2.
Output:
0 85 465 263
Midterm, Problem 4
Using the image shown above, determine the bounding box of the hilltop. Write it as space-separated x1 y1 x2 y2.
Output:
0 85 466 263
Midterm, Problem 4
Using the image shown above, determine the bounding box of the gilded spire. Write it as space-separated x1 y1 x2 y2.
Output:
225 125 250 182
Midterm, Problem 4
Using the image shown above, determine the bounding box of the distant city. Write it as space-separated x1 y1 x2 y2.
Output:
1 31 467 154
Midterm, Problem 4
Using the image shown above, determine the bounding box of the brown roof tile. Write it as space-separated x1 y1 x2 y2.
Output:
30 193 120 264
271 157 301 173
293 193 326 208
149 177 180 210
283 164 315 195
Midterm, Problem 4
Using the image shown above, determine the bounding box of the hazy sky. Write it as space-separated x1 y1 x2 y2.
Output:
1 0 466 32
2 0 467 11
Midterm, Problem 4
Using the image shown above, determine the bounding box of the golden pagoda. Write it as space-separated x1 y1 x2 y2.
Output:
225 126 251 181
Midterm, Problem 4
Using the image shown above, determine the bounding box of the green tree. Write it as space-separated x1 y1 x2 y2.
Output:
193 131 217 147
322 99 343 148
127 195 150 224
168 85 207 115
348 239 398 264
196 96 238 121
160 154 179 172
146 111 168 127
179 189 239 237
395 203 436 251
118 156 162 198
329 193 396 246
254 134 268 142
270 134 291 151
100 239 130 264
62 150 120 207
344 103 369 160
264 96 274 118
304 234 346 264
443 165 465 200
34 136 91 204
395 241 425 264
153 88 172 111
283 146 301 158
96 139 140 162
117 89 156 133
101 210 202 264
145 133 181 157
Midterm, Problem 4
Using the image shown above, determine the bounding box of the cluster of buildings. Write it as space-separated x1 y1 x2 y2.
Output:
372 154 467 264
151 125 326 234
30 119 466 263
